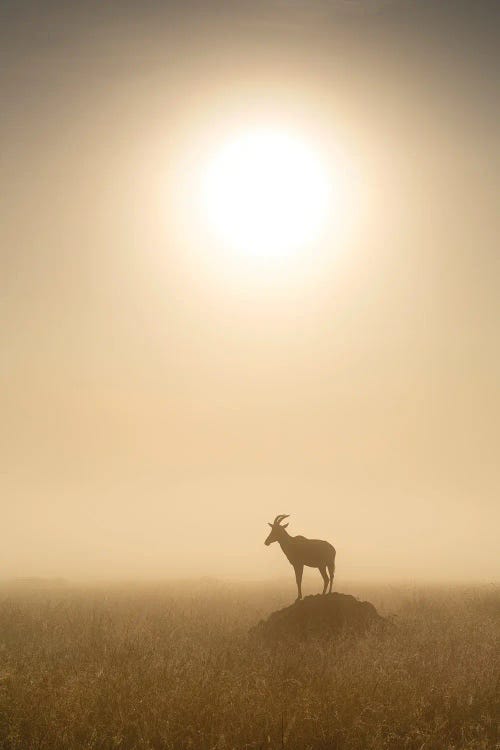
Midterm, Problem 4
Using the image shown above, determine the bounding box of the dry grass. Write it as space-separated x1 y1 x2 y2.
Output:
0 581 498 749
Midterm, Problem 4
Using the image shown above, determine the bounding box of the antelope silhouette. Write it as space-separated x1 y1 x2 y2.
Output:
264 514 336 600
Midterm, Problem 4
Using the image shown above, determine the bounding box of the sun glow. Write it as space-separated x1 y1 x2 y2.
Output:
202 130 332 260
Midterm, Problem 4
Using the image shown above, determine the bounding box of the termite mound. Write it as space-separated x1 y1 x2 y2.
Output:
251 592 385 641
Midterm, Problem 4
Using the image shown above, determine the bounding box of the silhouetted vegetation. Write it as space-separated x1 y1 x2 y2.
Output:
0 582 498 749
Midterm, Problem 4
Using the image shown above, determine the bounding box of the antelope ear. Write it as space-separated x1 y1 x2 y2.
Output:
268 523 273 527
282 523 289 528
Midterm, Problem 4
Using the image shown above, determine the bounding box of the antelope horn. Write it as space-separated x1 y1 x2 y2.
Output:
273 514 290 526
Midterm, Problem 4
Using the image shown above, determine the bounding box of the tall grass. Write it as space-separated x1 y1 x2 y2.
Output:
0 582 498 749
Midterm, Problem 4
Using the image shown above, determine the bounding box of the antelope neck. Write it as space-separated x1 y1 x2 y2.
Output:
278 529 293 553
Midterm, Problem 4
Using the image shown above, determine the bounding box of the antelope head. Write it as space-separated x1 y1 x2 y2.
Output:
264 514 290 545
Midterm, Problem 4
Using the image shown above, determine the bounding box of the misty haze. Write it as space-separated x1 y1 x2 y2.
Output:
1 1 498 748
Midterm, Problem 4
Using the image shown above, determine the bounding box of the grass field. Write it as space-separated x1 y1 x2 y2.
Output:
0 581 498 749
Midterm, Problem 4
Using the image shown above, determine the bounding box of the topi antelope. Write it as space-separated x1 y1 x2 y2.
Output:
264 514 336 600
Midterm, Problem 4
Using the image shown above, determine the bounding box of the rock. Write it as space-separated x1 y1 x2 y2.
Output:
251 592 384 640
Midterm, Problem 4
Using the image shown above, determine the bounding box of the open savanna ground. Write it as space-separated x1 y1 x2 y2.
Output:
0 581 498 750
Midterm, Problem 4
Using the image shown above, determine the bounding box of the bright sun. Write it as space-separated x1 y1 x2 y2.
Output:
202 130 331 260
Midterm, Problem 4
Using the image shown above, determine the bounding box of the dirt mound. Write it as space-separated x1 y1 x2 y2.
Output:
251 593 384 640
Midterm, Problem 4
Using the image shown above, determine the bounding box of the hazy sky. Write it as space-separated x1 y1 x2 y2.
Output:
1 0 499 581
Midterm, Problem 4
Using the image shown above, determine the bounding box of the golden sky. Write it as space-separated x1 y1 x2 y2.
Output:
1 1 499 581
